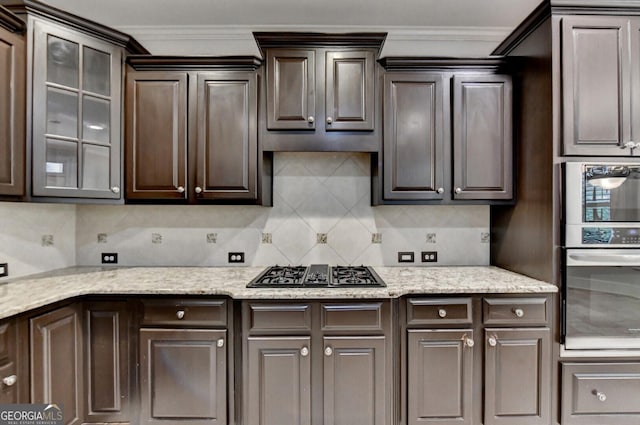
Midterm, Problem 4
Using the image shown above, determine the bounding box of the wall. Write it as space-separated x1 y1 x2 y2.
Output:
0 202 76 280
77 153 490 267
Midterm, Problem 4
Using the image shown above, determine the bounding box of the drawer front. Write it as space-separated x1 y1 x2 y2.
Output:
248 303 312 333
0 361 18 403
321 302 386 332
562 362 640 425
482 297 548 326
407 298 472 325
141 299 227 327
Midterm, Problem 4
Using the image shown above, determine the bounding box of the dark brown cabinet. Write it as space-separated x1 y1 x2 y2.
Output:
139 299 229 425
125 60 260 203
380 61 513 203
0 8 25 197
30 304 84 425
0 319 20 403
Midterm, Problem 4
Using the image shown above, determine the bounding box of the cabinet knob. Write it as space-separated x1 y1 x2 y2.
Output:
2 375 17 387
300 346 309 357
307 116 315 124
217 338 225 348
111 186 120 194
513 308 525 318
438 308 447 318
464 336 474 348
326 116 333 125
324 346 333 356
177 186 185 193
455 187 462 194
176 310 185 320
593 390 607 402
436 187 444 194
622 141 636 150
488 336 497 347
195 186 203 194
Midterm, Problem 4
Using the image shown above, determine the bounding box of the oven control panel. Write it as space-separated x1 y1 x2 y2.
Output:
583 227 640 244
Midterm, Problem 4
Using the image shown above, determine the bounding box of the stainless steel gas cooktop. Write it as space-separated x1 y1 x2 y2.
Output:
247 264 386 288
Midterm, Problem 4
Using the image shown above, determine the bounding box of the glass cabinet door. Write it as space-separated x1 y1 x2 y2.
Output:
32 19 121 199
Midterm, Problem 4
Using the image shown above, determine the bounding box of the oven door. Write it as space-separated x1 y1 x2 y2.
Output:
564 249 640 350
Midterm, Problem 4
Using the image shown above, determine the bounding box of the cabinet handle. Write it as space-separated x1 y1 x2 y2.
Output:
436 187 444 194
325 346 333 356
217 338 225 348
300 346 309 357
177 186 185 193
593 390 607 402
488 336 497 347
438 308 447 318
307 116 315 123
2 375 17 387
195 186 203 194
513 308 525 318
463 335 474 348
176 310 185 320
622 141 636 150
455 187 462 194
111 186 120 194
326 116 333 125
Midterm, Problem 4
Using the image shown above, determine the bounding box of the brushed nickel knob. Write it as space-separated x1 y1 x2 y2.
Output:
514 308 525 318
488 337 497 347
308 116 315 123
217 338 225 348
111 186 120 194
464 336 475 348
622 141 635 149
438 308 447 318
593 390 607 402
300 346 309 357
455 187 462 194
325 346 333 356
176 310 185 320
195 186 203 194
177 186 185 193
436 187 444 194
2 375 17 387
326 116 333 124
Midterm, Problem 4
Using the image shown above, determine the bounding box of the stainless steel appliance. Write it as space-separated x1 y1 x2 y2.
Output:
247 264 386 288
565 162 640 247
563 249 640 350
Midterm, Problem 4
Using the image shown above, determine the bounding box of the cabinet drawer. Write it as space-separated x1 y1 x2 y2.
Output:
0 361 17 403
248 303 312 333
321 302 385 332
482 297 548 325
407 298 472 325
141 299 227 327
562 362 640 425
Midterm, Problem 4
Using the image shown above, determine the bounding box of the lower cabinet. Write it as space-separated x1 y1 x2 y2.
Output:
0 319 20 403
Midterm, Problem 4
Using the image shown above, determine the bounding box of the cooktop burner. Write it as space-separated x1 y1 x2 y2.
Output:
247 265 386 288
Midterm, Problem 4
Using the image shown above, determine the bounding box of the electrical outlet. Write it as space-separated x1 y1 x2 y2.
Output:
228 252 245 263
421 251 438 263
101 253 118 264
398 252 415 263
0 263 8 277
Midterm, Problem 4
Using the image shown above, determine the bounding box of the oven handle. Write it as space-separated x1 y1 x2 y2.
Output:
567 252 640 266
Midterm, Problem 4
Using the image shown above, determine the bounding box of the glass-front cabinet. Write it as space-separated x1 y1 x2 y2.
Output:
31 19 122 199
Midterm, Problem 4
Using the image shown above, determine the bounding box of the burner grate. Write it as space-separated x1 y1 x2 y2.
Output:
248 265 386 288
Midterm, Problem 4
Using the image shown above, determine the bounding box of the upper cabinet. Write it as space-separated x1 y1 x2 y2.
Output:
125 57 262 204
561 15 637 156
255 32 384 152
3 0 147 201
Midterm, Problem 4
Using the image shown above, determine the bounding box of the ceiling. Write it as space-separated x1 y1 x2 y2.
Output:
41 0 543 57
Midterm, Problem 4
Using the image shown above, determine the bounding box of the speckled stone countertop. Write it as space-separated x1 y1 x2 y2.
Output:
0 266 557 320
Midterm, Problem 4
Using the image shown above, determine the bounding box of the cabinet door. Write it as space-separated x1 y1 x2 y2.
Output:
32 19 122 198
246 336 311 425
484 328 551 425
84 302 130 424
383 73 446 200
562 16 632 156
453 75 512 200
0 320 19 403
266 49 316 130
126 71 188 200
407 330 473 425
325 50 375 131
196 71 257 200
30 305 84 425
323 336 388 425
0 26 25 196
139 328 227 425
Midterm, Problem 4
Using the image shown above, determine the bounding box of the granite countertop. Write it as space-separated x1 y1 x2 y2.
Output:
0 266 557 320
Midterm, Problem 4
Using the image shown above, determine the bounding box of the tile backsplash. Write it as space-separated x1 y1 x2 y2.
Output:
76 152 490 267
